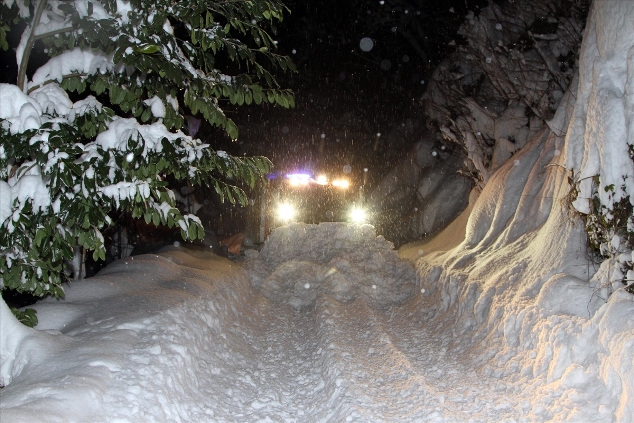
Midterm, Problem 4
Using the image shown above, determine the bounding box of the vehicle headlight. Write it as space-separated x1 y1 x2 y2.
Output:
315 174 328 185
349 207 367 223
276 203 296 221
332 179 350 189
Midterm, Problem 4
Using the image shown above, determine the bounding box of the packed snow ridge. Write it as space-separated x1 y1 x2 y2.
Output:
245 222 416 310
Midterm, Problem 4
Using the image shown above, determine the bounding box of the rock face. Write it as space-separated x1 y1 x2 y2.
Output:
244 222 417 310
367 138 473 246
422 0 587 187
368 0 588 247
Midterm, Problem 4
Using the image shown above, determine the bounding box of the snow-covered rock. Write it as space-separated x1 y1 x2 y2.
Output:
423 0 586 187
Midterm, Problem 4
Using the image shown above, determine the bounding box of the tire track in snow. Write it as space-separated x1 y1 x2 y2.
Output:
376 294 527 421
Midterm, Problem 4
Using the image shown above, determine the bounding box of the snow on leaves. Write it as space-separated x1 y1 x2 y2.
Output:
1 0 290 299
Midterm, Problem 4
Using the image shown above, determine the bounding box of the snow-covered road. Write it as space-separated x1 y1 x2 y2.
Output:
1 223 538 422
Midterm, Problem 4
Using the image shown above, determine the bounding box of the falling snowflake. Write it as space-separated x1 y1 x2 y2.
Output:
359 37 374 52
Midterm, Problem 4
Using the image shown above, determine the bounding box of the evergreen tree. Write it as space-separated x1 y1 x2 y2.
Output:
0 0 295 323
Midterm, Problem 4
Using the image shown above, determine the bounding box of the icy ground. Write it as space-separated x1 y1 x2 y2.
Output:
1 221 631 422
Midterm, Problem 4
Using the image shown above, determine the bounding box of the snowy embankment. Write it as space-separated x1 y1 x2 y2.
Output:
402 0 634 420
408 120 634 421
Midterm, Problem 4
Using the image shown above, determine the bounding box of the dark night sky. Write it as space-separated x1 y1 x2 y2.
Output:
231 0 488 179
1 0 488 176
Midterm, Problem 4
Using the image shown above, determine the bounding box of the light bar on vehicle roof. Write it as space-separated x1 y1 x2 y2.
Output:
286 173 311 186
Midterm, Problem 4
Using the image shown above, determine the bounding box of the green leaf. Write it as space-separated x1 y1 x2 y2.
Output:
253 90 263 104
11 308 38 327
82 213 91 229
35 228 47 247
226 119 238 140
138 44 160 54
188 222 197 240
141 107 152 122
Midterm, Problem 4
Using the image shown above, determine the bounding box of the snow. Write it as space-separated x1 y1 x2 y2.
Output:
245 223 416 310
91 117 193 159
144 96 166 118
116 0 133 24
1 220 630 421
73 0 109 20
0 162 51 230
2 0 634 421
0 84 42 134
31 84 73 117
0 296 32 387
28 48 114 89
566 0 634 214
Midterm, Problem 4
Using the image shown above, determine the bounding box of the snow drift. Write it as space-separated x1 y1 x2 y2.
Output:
408 0 634 421
244 222 416 309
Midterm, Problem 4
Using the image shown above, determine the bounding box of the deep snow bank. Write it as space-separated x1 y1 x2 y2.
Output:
412 1 634 421
244 222 417 309
0 248 257 421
